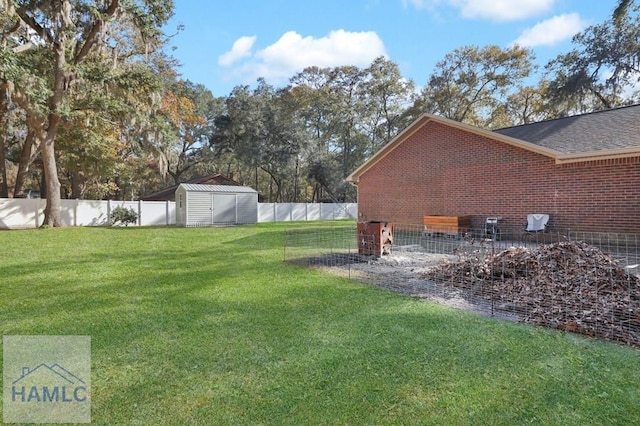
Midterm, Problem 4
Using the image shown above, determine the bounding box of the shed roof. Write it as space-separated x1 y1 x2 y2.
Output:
346 104 640 184
178 183 257 193
141 173 242 201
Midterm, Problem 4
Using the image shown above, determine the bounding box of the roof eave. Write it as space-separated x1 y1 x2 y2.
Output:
555 147 640 164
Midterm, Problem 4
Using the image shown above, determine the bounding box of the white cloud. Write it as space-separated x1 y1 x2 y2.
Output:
450 0 557 21
512 13 587 47
221 30 387 85
405 0 557 21
401 0 442 10
218 36 257 67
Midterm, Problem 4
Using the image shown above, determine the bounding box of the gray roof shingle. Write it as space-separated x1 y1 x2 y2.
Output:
494 104 640 154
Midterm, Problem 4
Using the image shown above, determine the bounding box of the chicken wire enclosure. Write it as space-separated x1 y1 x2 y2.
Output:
285 223 640 347
175 183 258 227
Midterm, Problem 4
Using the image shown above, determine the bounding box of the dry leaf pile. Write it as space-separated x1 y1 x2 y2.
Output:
422 241 640 346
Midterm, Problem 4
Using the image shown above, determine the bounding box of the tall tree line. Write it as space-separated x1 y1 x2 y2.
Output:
1 1 639 225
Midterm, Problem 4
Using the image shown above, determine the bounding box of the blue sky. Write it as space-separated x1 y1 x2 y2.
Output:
164 0 617 97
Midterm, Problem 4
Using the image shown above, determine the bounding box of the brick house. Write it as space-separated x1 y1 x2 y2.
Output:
346 105 640 234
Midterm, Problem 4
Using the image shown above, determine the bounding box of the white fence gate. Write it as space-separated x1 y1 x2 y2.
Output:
0 198 356 229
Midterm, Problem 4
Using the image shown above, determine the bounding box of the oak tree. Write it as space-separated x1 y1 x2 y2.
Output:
0 0 173 225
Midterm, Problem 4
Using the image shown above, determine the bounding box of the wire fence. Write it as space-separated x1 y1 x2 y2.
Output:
284 223 640 347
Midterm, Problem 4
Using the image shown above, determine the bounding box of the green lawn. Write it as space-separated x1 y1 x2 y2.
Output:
1 223 639 425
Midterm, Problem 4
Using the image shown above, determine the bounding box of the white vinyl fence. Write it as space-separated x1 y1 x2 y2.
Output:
258 202 356 222
0 198 356 229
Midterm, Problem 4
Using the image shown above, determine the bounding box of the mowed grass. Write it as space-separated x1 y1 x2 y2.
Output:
1 223 640 425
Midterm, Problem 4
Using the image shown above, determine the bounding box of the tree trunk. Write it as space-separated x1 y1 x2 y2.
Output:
42 39 67 227
13 129 38 198
39 170 46 199
254 166 259 194
294 157 299 202
41 135 62 226
70 170 82 199
0 96 8 198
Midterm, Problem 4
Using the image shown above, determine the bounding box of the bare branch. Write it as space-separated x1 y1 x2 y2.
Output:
12 42 34 53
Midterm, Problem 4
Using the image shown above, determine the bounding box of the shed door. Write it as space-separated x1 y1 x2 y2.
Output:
187 191 212 225
212 194 236 224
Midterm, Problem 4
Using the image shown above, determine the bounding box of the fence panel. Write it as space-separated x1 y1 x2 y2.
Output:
74 200 109 226
0 198 43 228
291 203 308 221
320 204 339 220
306 203 321 221
335 203 357 219
139 201 174 226
275 203 293 222
258 203 276 223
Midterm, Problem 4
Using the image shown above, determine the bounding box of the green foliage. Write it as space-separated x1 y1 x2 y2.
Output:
109 205 138 226
417 44 535 128
545 1 640 111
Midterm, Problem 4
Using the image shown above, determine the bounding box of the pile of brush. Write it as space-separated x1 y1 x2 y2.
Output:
422 241 640 346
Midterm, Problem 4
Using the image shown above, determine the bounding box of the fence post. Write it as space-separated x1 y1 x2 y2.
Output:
166 200 170 225
74 199 78 227
107 199 111 226
138 199 142 226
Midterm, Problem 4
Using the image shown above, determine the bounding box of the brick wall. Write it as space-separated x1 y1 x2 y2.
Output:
356 121 640 234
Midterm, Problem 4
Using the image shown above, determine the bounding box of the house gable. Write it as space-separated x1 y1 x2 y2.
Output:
346 114 559 185
347 106 640 185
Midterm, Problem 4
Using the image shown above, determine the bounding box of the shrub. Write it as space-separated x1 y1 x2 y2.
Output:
110 206 138 226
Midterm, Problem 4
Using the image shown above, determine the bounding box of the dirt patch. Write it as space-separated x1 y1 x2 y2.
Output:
302 246 520 321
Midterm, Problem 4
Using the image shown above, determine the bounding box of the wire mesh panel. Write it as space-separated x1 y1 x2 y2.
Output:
284 223 640 347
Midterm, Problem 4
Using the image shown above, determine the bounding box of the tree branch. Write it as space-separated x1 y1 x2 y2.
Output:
12 42 34 53
74 0 120 64
0 81 37 120
12 7 54 45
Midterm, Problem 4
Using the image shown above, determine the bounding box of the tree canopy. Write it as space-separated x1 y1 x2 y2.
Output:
1 1 639 220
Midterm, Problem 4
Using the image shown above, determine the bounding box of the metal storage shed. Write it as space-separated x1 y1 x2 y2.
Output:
175 184 258 227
